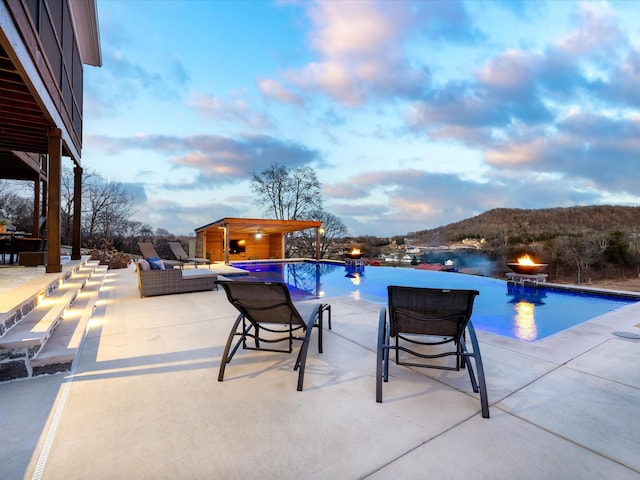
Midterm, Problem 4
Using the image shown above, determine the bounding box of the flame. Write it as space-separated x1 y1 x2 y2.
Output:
517 254 536 266
350 248 361 255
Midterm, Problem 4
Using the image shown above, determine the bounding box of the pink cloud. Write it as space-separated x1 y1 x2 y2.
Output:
187 93 273 130
282 0 426 105
556 2 625 57
257 77 305 106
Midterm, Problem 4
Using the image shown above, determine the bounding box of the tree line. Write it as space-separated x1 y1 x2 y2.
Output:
4 171 640 283
0 163 348 259
409 206 640 283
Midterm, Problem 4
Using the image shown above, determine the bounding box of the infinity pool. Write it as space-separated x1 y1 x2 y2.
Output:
232 261 639 343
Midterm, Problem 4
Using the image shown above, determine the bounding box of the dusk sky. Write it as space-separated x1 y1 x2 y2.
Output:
83 0 640 238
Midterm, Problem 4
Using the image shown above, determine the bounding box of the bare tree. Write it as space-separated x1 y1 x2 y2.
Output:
626 227 640 277
83 176 133 244
251 163 322 220
61 168 99 245
560 234 608 284
293 210 347 258
0 179 34 231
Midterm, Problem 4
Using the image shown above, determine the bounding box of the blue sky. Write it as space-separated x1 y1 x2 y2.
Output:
83 0 640 237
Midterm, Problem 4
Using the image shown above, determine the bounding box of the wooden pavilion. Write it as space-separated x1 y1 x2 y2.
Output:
195 218 323 264
0 0 101 272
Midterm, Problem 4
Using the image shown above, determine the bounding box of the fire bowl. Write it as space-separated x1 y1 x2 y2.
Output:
345 253 364 259
506 263 548 275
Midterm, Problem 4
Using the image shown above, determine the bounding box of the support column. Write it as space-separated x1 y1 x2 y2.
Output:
315 227 321 260
224 225 230 264
46 128 62 273
71 165 82 260
32 174 41 238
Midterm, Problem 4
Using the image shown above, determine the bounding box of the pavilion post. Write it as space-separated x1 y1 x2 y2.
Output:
32 173 41 238
224 224 230 264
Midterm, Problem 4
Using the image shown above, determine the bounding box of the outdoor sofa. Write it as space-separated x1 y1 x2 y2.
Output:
136 259 218 297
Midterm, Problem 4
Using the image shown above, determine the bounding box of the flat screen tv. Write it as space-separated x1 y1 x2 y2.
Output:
229 239 246 254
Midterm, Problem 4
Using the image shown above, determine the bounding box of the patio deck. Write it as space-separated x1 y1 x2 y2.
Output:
0 263 638 479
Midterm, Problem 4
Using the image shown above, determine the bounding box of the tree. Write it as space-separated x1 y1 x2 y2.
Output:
626 227 640 277
61 168 99 245
559 234 608 284
0 179 34 231
82 174 133 244
293 210 347 258
251 163 322 220
604 230 629 278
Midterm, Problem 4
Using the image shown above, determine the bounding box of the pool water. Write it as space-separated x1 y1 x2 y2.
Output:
232 261 638 343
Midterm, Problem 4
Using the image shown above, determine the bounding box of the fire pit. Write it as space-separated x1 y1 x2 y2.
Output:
344 248 365 266
344 248 364 260
507 254 548 275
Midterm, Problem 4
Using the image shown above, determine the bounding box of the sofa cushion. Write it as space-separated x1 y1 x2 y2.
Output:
138 259 151 271
181 269 217 280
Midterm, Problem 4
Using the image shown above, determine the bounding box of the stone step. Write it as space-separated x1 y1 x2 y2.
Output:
30 265 108 376
0 261 101 381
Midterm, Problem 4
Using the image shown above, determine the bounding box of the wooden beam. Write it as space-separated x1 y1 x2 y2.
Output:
71 165 82 260
46 128 62 273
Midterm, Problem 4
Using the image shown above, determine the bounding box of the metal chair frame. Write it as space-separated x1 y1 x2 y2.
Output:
376 286 489 418
218 281 324 391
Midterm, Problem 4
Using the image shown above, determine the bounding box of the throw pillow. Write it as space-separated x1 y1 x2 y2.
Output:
147 257 166 270
138 259 151 271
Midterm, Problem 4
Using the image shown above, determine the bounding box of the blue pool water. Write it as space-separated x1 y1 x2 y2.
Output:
232 261 638 343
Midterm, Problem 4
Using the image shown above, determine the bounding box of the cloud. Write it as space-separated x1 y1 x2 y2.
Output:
555 2 626 58
404 1 640 204
134 197 246 236
486 111 640 194
187 93 274 130
84 49 190 118
411 0 485 44
86 133 323 184
120 182 148 206
325 166 622 237
129 161 616 238
257 77 305 106
262 0 430 106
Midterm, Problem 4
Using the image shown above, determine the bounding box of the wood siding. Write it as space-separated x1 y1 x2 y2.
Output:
201 230 285 262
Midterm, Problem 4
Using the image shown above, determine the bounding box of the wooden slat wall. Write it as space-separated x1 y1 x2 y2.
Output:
201 229 285 262
204 230 224 262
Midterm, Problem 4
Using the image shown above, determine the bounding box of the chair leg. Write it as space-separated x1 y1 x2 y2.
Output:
322 303 332 330
467 321 490 418
218 314 246 382
376 308 388 403
295 323 316 391
460 338 479 393
314 304 323 354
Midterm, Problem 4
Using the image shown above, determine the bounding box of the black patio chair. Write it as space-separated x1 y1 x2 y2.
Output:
217 280 324 391
377 285 489 418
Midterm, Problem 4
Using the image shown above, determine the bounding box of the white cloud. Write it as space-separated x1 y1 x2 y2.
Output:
187 93 273 130
278 0 427 105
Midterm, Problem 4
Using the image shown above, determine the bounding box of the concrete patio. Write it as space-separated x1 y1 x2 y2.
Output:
1 262 639 479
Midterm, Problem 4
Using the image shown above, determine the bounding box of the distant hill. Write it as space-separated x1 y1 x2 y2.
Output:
411 206 640 245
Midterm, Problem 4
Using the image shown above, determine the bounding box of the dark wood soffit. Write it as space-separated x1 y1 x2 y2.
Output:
0 43 51 155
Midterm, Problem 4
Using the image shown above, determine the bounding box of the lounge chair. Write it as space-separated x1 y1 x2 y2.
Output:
137 242 184 268
168 241 210 268
377 286 489 418
217 280 324 391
